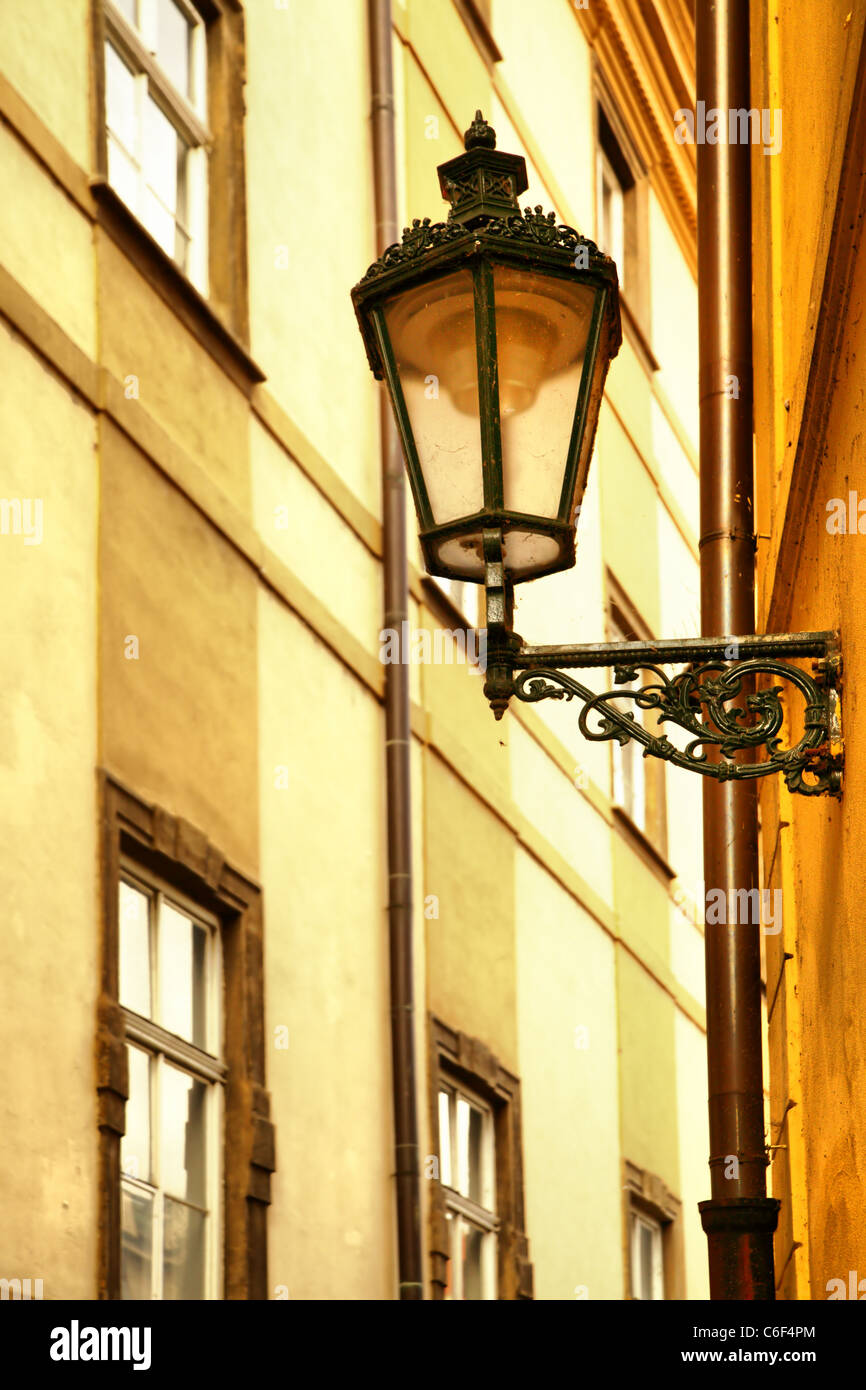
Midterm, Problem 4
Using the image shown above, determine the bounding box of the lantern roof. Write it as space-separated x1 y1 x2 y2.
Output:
352 112 622 382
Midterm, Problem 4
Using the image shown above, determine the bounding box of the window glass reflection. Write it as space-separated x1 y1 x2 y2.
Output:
121 1045 151 1183
462 1221 484 1300
438 1089 452 1188
163 1196 205 1299
119 882 151 1018
160 1063 207 1207
105 42 137 151
159 902 207 1046
156 0 192 99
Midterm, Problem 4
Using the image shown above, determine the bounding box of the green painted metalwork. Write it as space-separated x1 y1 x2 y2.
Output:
558 286 606 522
371 306 434 528
503 633 843 798
472 260 503 511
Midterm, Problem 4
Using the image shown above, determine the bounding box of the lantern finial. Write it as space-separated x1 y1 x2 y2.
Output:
464 110 496 150
438 111 527 225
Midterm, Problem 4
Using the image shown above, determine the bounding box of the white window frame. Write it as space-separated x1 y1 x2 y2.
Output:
103 0 210 291
630 1210 665 1301
438 1081 498 1300
119 864 224 1301
596 145 625 290
609 611 647 834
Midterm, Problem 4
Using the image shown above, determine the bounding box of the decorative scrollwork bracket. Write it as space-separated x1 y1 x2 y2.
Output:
485 626 843 798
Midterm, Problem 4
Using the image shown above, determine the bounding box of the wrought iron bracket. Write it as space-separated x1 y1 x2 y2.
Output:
483 617 843 798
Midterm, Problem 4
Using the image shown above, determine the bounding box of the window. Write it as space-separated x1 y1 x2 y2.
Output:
595 98 651 342
97 776 274 1301
630 1210 664 1300
623 1161 682 1300
610 606 648 834
118 871 224 1300
429 1020 533 1300
597 142 626 289
103 0 210 288
608 585 668 854
438 1082 498 1300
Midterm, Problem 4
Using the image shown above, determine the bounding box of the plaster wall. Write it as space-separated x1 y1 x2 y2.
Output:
0 324 98 1296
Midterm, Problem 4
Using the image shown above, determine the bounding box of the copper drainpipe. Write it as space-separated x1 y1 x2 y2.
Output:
695 0 780 1297
368 0 424 1299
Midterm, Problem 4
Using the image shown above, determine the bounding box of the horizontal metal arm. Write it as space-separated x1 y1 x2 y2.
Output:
514 631 838 670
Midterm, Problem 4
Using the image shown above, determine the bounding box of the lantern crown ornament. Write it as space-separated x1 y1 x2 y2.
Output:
352 112 621 585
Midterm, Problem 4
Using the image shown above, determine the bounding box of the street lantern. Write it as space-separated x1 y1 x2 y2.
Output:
351 112 842 799
352 111 621 586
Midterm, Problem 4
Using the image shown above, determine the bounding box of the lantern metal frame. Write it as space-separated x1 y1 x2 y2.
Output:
351 113 843 799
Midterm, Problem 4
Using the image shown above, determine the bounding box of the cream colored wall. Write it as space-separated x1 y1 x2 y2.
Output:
515 851 622 1300
97 233 252 515
244 0 381 517
493 0 595 226
0 121 96 358
98 418 260 872
0 0 92 169
675 1012 711 1299
0 321 99 1297
257 594 395 1299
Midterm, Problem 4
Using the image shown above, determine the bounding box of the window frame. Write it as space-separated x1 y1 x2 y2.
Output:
429 1019 533 1300
97 773 275 1301
629 1208 665 1301
606 576 669 858
437 1079 499 1300
117 864 225 1300
597 145 626 292
593 82 655 365
623 1160 683 1301
608 604 649 836
103 0 211 290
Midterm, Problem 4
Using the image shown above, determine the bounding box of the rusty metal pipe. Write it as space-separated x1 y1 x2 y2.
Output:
695 0 780 1298
368 0 424 1299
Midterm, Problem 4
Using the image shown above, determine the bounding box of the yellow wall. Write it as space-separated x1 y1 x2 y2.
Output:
753 0 866 1301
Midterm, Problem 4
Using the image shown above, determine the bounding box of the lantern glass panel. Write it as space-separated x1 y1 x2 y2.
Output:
493 264 597 520
384 269 483 526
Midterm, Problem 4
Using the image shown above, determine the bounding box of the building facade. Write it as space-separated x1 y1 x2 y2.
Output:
0 0 708 1300
751 0 866 1302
